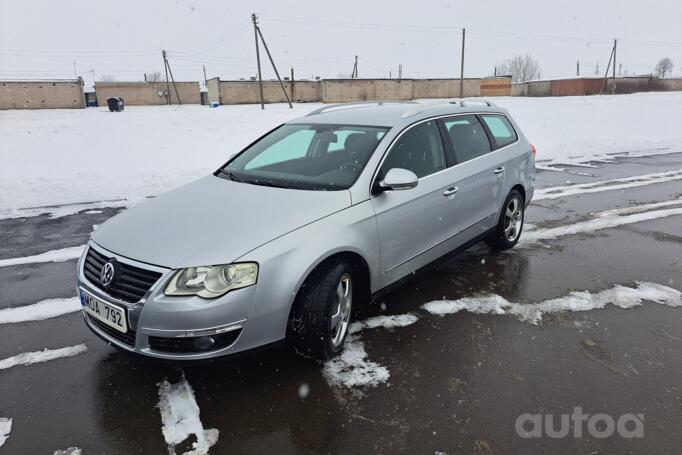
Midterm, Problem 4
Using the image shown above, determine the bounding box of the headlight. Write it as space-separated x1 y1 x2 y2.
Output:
164 263 258 298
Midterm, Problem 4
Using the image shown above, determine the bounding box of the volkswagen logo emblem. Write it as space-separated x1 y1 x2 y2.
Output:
100 259 117 288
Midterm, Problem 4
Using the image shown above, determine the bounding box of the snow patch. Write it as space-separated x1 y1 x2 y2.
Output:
520 199 682 245
0 297 80 324
534 169 682 200
0 199 128 221
423 282 682 325
0 344 87 370
0 245 84 268
2 93 681 211
349 313 419 334
157 377 219 455
0 418 11 448
53 448 82 455
323 334 390 388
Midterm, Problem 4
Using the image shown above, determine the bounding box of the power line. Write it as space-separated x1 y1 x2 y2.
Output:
257 13 682 47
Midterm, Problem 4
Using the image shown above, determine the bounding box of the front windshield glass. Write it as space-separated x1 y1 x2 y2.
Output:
221 123 389 190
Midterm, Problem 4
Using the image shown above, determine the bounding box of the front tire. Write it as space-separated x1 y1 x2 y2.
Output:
488 189 525 251
288 259 354 361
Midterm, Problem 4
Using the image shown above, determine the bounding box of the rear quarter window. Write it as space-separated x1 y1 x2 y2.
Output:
480 114 518 149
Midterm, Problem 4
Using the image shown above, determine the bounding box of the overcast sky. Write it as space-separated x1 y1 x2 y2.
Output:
1 0 680 86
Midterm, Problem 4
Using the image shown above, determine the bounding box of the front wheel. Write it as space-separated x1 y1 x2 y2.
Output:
288 259 354 361
487 189 525 251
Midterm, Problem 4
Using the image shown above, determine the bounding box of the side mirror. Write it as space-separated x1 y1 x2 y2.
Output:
379 168 418 191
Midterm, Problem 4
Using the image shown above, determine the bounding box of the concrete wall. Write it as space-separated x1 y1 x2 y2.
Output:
661 78 682 91
550 78 603 96
412 78 481 99
211 78 490 105
512 81 552 97
207 77 220 104
321 79 414 103
480 77 512 97
513 76 682 97
0 79 85 110
216 80 320 104
95 81 201 106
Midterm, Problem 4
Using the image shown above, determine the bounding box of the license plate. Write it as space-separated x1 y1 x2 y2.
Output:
80 290 128 333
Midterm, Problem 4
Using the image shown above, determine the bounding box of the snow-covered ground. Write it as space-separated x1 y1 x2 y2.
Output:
1 92 680 213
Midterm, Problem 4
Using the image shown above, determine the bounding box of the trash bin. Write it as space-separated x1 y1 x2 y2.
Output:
106 97 123 112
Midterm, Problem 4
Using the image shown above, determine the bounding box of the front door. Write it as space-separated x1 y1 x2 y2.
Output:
371 119 454 286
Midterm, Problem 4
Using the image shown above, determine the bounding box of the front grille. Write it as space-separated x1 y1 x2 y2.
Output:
83 247 162 303
149 329 242 353
87 314 136 347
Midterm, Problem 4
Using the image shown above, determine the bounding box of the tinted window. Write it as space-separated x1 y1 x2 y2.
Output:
381 120 446 179
224 123 388 191
444 115 492 163
481 114 517 148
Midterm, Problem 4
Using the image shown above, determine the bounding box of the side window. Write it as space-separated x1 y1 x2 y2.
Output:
380 120 446 179
443 115 492 164
245 129 315 169
480 114 518 148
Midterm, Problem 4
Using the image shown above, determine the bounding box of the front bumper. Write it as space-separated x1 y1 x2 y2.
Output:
77 242 289 361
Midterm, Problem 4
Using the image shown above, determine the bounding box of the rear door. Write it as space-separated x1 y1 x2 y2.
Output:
440 114 504 242
371 119 454 285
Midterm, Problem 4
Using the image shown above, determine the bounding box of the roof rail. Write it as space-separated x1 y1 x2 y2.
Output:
305 100 416 117
450 98 496 107
400 102 450 118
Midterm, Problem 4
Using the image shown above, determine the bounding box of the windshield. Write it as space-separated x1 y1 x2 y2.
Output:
220 123 389 190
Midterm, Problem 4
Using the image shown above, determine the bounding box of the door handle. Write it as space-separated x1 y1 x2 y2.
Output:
494 167 505 175
443 186 459 197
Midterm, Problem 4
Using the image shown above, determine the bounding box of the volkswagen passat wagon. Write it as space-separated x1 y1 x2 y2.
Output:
77 100 535 361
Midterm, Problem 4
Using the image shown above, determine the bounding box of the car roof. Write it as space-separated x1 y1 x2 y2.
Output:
287 100 510 128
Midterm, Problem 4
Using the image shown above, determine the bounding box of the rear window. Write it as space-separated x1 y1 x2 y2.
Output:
443 115 492 164
480 114 518 148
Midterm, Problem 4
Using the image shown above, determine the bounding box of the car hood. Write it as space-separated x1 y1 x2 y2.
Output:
92 175 351 269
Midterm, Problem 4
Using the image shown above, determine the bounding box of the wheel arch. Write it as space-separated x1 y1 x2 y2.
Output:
287 249 372 323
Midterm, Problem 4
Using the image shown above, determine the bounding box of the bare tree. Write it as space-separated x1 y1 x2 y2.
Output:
98 74 116 82
654 58 674 78
497 55 542 83
146 71 164 82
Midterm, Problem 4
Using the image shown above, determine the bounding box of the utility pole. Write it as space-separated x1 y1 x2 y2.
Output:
203 65 208 88
91 69 96 85
459 28 466 98
290 68 295 101
162 50 182 105
73 60 77 78
351 56 358 78
252 13 265 109
162 50 171 105
612 39 617 94
600 44 614 95
576 61 580 76
398 64 402 81
256 23 293 108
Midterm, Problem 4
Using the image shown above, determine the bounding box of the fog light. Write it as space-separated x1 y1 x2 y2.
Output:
192 336 215 351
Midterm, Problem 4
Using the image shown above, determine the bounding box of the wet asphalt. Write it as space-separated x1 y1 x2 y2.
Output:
1 152 682 454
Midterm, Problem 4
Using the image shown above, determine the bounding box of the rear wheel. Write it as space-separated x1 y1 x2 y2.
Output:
288 259 354 360
488 189 525 251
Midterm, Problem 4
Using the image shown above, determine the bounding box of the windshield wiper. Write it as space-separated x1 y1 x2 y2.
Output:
216 169 243 182
245 179 295 189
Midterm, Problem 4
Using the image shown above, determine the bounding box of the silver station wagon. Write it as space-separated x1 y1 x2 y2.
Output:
77 100 536 361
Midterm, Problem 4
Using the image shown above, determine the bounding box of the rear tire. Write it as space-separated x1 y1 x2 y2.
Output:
288 259 355 361
487 189 525 251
